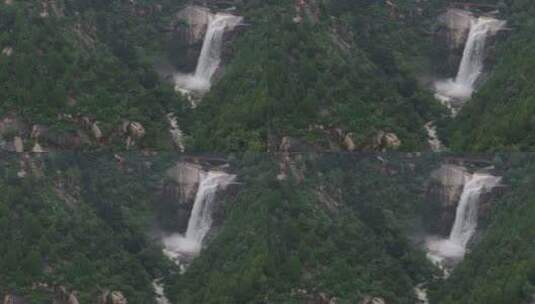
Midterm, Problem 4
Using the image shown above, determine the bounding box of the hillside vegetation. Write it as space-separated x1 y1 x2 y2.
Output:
188 0 445 152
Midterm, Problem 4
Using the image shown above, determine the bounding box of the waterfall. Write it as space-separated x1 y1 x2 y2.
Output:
425 172 501 273
184 171 234 244
162 170 235 264
455 18 505 89
174 12 242 98
195 14 241 83
434 15 505 115
449 173 501 247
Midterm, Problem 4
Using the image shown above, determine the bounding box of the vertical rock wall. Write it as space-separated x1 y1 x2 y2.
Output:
425 164 469 236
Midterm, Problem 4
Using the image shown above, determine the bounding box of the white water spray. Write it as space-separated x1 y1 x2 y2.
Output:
425 122 444 152
426 172 501 272
174 13 242 99
152 279 171 304
166 113 185 152
434 15 506 115
162 170 235 264
449 173 501 247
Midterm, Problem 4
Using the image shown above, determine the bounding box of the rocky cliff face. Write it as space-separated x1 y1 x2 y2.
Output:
477 182 507 226
166 161 202 202
172 6 212 72
169 4 242 76
433 8 507 80
162 160 237 234
440 9 472 50
164 161 203 231
425 164 469 236
424 163 506 237
434 9 473 75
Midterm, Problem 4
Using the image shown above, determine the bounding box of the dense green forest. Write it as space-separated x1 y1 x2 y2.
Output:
1 152 533 303
2 0 535 151
0 153 438 303
0 0 449 152
0 0 189 150
2 0 535 152
1 0 535 303
187 0 446 151
0 153 175 303
166 153 535 304
166 153 437 303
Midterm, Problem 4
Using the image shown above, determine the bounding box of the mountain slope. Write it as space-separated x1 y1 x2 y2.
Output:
0 0 448 152
166 153 436 303
188 0 445 152
0 0 189 151
431 154 535 304
447 0 535 151
0 153 172 303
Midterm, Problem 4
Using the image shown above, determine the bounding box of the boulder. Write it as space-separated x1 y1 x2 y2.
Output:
91 122 103 141
67 293 80 304
99 290 127 304
122 121 145 149
1 46 13 56
51 286 80 304
371 131 401 151
13 136 23 152
343 133 357 151
128 122 145 139
384 133 401 150
360 296 386 304
110 291 127 304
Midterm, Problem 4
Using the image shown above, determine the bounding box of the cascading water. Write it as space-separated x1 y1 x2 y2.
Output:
434 15 506 115
166 113 185 152
449 173 501 247
425 121 444 152
162 170 235 264
156 170 234 304
425 172 501 273
152 279 171 304
174 13 242 99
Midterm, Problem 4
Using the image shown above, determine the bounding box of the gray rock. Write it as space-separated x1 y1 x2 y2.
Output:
425 164 470 235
